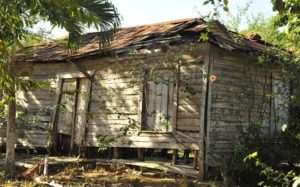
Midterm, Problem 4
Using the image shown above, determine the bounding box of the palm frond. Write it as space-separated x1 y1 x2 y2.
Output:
24 0 121 53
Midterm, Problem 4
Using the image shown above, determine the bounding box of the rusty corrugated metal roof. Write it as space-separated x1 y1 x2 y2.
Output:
16 18 287 62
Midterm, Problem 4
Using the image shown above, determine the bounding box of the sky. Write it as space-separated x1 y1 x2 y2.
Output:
33 0 275 38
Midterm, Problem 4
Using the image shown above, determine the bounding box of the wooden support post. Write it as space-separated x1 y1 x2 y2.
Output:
80 75 94 158
48 79 64 155
198 43 213 180
69 78 80 156
198 150 205 180
69 60 93 81
113 147 120 159
138 148 144 161
43 154 49 177
108 147 113 159
193 151 199 169
171 149 178 166
173 62 181 134
38 164 42 175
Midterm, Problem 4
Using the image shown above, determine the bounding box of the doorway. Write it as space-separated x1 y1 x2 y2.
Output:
56 78 90 155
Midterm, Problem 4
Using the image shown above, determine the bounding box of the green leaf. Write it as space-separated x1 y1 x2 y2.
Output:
223 6 229 12
199 32 209 42
244 152 258 162
203 0 211 5
281 124 288 132
293 176 300 187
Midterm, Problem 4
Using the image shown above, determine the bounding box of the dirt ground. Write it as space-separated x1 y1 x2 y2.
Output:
2 162 220 187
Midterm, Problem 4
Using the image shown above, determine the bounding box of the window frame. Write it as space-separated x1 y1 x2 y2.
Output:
141 68 178 134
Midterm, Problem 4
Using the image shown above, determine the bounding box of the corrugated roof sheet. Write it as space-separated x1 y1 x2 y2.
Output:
16 18 287 62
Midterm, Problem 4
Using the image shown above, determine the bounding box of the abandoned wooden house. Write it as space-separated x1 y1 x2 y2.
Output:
0 18 291 176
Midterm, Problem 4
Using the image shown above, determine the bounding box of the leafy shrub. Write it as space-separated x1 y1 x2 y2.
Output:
228 120 300 186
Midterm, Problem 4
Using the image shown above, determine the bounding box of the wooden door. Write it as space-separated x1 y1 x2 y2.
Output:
144 69 175 132
56 78 90 155
57 79 77 135
56 79 77 154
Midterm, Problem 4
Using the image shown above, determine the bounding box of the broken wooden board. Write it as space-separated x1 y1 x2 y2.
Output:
97 159 200 179
1 155 200 179
10 156 100 168
15 161 34 168
18 159 44 179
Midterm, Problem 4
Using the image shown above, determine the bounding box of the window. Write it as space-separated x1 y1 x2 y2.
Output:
143 69 176 132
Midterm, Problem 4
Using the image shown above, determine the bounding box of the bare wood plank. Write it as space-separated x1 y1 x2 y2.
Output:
17 159 44 179
198 43 211 180
167 72 175 133
154 75 163 131
176 131 198 142
94 71 141 80
74 78 91 153
97 159 199 179
193 151 199 169
56 70 95 79
91 94 139 102
173 63 180 134
70 78 80 155
177 118 200 126
161 76 169 131
89 105 139 114
178 105 200 114
172 149 178 166
176 126 200 132
88 112 139 120
43 154 49 177
86 138 199 150
146 77 156 130
56 79 77 135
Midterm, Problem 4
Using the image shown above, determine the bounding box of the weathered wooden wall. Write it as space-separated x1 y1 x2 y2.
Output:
85 44 207 150
0 42 288 167
206 45 287 166
0 43 208 151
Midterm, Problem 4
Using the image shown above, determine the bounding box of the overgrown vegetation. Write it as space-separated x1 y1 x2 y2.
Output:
202 0 300 186
226 119 300 186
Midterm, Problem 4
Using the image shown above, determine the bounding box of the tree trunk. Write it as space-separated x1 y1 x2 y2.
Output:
5 43 16 178
5 93 16 177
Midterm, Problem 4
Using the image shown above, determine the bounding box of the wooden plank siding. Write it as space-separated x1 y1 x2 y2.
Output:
0 42 287 171
177 64 203 132
206 46 287 166
4 43 207 151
